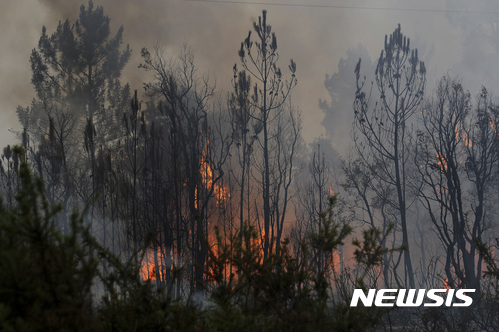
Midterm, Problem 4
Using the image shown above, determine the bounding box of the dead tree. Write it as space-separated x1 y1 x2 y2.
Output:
416 76 499 295
353 24 426 288
236 10 298 258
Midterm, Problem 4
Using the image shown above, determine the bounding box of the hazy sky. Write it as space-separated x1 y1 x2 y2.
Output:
2 0 498 151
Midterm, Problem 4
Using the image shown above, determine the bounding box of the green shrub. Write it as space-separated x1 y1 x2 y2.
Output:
205 196 391 331
0 147 200 331
0 147 100 331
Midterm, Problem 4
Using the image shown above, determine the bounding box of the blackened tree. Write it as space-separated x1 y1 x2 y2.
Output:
236 10 298 258
353 24 426 288
416 76 499 295
140 45 232 291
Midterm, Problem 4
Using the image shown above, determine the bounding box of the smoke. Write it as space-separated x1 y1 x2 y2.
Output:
0 1 54 144
2 0 497 151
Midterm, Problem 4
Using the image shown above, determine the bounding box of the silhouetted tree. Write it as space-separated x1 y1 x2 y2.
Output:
353 24 426 288
30 0 130 124
18 0 131 242
236 10 298 258
229 70 258 255
415 76 499 295
140 45 232 291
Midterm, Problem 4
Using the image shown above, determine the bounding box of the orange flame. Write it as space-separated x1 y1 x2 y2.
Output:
436 152 447 172
140 247 164 282
330 250 341 273
490 118 498 136
456 129 472 147
443 278 451 290
199 141 230 206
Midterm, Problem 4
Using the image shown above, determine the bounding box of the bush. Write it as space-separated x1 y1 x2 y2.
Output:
0 147 100 330
205 196 390 331
0 147 200 331
0 147 395 331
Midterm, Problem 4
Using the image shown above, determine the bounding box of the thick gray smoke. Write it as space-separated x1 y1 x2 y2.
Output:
2 0 498 151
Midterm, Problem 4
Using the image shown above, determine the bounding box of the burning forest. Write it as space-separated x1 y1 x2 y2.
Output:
0 1 498 331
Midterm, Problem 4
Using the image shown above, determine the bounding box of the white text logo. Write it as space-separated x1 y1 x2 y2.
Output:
350 289 475 307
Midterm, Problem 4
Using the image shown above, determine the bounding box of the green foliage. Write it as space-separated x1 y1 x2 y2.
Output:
0 146 200 331
476 237 499 281
352 222 401 272
0 146 398 331
206 223 325 331
310 196 353 253
97 241 200 332
205 195 392 331
309 195 389 332
0 146 100 331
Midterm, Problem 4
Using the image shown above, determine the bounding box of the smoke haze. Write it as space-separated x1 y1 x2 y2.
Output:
3 0 499 151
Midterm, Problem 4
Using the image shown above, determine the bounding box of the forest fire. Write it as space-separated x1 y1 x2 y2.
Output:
140 247 164 281
436 152 447 172
456 129 472 148
200 141 230 206
330 249 342 273
443 278 451 290
490 118 498 135
139 142 232 282
6 0 499 329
